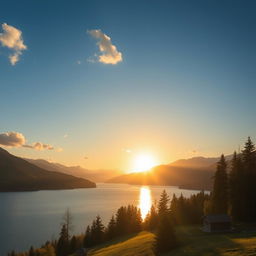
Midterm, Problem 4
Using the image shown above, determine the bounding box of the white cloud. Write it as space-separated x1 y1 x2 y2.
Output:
88 29 122 65
0 132 25 147
0 23 27 65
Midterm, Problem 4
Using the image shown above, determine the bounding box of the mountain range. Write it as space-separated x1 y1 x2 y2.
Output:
24 158 122 182
107 155 233 190
0 147 96 192
0 146 233 192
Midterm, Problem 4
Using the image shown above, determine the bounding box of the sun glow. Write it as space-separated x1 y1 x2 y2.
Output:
132 154 157 173
139 186 152 220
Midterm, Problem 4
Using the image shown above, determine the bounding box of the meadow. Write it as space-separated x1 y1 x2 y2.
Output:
83 226 256 256
88 232 155 256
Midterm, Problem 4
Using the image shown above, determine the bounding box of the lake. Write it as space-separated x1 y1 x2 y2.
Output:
0 183 203 255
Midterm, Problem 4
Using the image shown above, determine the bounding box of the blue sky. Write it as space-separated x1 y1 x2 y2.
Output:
0 0 256 170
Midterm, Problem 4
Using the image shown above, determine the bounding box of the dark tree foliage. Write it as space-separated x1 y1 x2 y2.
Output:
144 205 158 231
83 216 105 247
56 224 69 256
156 214 177 253
83 205 142 249
115 206 126 236
90 215 105 246
170 192 209 225
212 154 228 214
62 209 72 241
229 151 244 220
83 225 91 248
115 205 142 235
69 236 78 253
105 215 117 240
28 246 35 256
241 137 256 221
157 190 170 217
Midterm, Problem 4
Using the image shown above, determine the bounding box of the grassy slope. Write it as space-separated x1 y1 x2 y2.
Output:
164 226 256 256
71 226 256 256
88 232 155 256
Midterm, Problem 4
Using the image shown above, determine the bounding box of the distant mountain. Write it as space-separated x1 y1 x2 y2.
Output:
107 155 232 190
25 158 121 182
170 155 233 168
170 157 218 168
0 147 96 192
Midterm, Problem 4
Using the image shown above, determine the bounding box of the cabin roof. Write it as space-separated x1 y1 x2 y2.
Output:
204 214 231 223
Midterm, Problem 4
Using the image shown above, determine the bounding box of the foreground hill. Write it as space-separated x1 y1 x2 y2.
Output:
0 147 96 192
107 156 232 190
79 226 256 256
25 158 121 182
167 226 256 256
88 232 155 256
86 226 256 256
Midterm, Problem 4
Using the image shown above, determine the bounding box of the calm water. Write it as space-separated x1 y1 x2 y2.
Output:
0 183 201 255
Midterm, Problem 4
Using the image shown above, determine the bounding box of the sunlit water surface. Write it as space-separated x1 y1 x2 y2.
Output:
0 183 203 255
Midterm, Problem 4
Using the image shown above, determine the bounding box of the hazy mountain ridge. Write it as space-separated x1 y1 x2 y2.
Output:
107 155 233 190
25 158 122 182
0 147 96 192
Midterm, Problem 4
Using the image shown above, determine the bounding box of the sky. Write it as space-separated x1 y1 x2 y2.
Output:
0 0 256 172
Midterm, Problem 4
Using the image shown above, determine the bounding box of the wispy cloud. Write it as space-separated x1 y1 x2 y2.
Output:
88 29 122 65
122 148 132 153
56 147 63 152
0 131 60 151
187 149 200 157
0 23 27 65
23 142 54 151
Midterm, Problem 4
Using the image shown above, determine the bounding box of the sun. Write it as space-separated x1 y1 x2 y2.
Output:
132 154 157 173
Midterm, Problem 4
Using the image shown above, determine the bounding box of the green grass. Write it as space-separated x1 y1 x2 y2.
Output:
88 231 155 256
163 226 256 256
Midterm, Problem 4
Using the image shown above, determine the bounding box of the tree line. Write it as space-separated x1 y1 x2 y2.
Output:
211 137 256 221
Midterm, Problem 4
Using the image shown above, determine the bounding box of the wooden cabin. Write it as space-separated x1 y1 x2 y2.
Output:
202 214 232 232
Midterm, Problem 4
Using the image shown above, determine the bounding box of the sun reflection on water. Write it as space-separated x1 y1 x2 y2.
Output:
139 186 152 220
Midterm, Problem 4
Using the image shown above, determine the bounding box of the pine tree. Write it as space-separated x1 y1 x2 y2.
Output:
56 224 69 256
90 216 105 246
212 154 228 214
144 205 158 231
127 205 142 233
158 190 170 217
242 137 256 221
156 214 177 253
242 137 256 167
229 151 244 220
62 209 72 241
115 206 127 235
28 246 35 256
69 236 78 253
83 225 91 248
105 215 117 240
